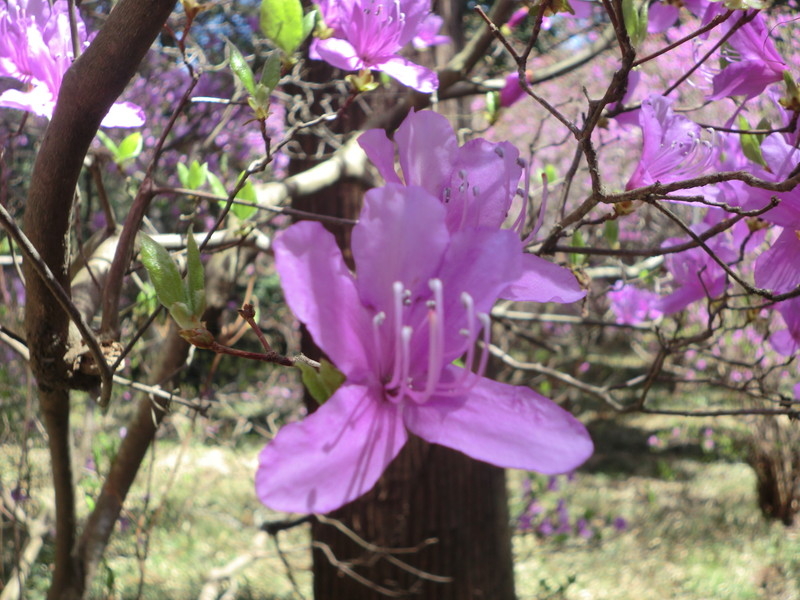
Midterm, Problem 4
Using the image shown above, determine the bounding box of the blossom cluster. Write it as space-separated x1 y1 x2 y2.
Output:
310 0 447 93
0 0 143 126
256 110 594 513
602 8 800 360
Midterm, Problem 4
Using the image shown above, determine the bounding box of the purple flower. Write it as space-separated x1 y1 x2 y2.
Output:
0 0 144 126
608 282 662 325
577 517 593 539
656 230 736 315
10 486 29 503
411 12 449 50
506 7 529 30
500 71 528 108
706 11 786 101
311 0 440 93
765 296 800 357
358 110 585 304
538 517 555 536
255 184 593 513
626 95 717 191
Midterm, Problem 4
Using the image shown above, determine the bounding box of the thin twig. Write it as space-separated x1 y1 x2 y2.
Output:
0 202 114 408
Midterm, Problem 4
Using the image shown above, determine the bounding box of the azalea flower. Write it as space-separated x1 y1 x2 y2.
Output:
411 12 449 50
311 0 441 93
608 282 662 325
358 110 585 303
255 184 593 513
656 231 736 315
705 10 786 101
626 95 717 190
0 0 144 126
499 71 529 108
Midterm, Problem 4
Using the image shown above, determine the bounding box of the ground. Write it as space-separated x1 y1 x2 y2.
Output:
3 411 800 599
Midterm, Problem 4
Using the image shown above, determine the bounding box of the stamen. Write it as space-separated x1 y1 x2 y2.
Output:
386 282 405 389
513 158 532 238
495 146 505 159
395 325 413 400
423 279 445 399
372 312 385 371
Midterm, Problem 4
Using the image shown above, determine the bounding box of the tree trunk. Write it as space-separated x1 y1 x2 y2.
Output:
312 438 516 600
289 4 518 597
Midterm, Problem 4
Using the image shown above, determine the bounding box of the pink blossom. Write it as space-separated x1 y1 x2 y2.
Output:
255 184 593 513
608 282 662 325
657 231 736 315
358 110 585 304
626 95 717 190
311 0 441 93
706 11 786 101
0 0 144 126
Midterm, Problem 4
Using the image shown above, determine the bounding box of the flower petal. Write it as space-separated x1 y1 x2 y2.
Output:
358 128 403 185
445 139 521 231
374 55 438 93
404 368 593 473
273 221 374 379
754 228 800 294
393 109 458 195
352 184 449 311
502 254 585 303
257 383 408 513
101 101 146 128
314 37 363 72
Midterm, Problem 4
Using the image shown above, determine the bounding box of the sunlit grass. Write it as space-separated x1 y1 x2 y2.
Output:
4 411 800 599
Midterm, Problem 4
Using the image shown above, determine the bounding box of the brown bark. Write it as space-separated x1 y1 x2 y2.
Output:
291 6 517 597
312 439 516 600
20 2 177 598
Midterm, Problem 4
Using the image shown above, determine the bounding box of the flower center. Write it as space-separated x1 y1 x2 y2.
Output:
375 278 491 405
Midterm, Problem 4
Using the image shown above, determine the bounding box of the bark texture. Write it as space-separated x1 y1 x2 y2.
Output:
21 2 177 598
291 5 517 596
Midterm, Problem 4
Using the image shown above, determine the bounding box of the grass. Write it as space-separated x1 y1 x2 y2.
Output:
3 410 800 599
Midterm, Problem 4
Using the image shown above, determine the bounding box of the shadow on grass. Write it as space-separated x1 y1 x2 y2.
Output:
581 417 741 480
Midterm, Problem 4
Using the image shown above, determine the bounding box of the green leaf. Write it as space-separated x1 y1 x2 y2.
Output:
176 162 190 188
185 229 206 318
604 219 619 248
569 230 586 266
296 361 330 404
227 41 256 96
738 115 767 168
622 0 647 46
117 132 143 161
187 160 209 190
301 8 318 42
169 301 199 331
139 234 186 311
260 51 282 93
250 84 272 119
232 180 258 220
319 359 346 398
261 0 304 55
207 172 228 198
96 130 119 156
